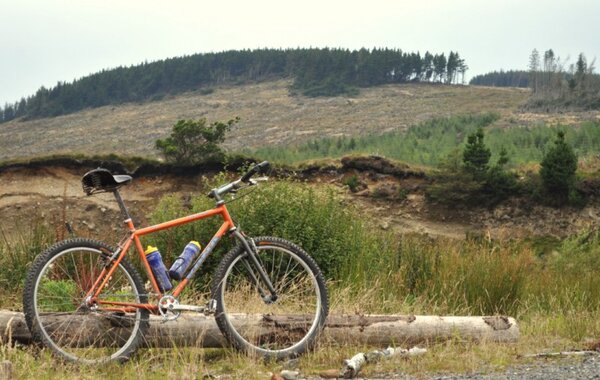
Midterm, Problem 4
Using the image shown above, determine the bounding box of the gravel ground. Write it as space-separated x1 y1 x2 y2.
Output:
353 354 600 380
429 354 600 380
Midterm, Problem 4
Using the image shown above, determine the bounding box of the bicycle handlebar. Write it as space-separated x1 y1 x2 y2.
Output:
208 161 270 200
240 161 270 183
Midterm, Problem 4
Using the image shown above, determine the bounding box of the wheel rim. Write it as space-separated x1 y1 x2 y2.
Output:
219 244 323 353
33 247 143 363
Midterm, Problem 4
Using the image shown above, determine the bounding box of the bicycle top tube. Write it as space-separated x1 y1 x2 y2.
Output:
133 204 235 236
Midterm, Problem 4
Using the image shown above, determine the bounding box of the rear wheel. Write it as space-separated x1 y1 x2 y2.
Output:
23 239 149 363
212 236 328 359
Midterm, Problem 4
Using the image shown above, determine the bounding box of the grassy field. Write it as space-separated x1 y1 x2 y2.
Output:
2 180 600 378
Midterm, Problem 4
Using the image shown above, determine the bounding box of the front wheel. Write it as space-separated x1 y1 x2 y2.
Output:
22 238 149 363
212 236 329 359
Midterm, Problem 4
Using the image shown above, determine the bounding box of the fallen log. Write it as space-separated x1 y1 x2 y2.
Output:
0 311 518 348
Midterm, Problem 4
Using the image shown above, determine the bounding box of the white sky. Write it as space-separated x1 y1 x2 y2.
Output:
1 0 599 106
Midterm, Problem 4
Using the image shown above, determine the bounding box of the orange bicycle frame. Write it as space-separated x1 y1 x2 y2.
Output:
87 203 236 313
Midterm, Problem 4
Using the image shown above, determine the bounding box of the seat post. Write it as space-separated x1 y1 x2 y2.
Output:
112 189 132 221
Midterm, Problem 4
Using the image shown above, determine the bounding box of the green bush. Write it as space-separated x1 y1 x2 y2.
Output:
342 174 360 192
3 183 600 322
426 149 481 205
38 280 78 311
481 148 518 205
397 236 439 295
155 117 238 165
146 178 372 282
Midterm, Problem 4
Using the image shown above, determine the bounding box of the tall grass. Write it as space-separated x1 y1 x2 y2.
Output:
249 114 600 166
0 222 55 303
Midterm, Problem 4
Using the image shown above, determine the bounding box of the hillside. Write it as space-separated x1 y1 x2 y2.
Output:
0 48 466 122
0 80 542 162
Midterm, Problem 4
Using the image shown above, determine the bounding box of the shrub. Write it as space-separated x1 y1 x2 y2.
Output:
430 134 518 206
397 236 439 295
391 236 532 315
145 178 539 316
426 149 481 204
155 117 239 165
342 174 360 192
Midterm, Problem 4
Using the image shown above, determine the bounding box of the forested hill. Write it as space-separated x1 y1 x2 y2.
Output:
0 48 466 123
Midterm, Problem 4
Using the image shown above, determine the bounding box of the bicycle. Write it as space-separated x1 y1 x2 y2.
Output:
22 161 329 363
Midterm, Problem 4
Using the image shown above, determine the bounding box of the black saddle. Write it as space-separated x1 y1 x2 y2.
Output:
82 168 132 195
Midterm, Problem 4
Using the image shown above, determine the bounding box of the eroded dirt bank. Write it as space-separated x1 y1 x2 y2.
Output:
1 157 599 241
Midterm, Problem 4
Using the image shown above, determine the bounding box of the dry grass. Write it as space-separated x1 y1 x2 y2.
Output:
0 80 533 161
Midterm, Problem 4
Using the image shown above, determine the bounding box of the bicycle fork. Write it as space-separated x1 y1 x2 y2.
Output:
232 230 278 303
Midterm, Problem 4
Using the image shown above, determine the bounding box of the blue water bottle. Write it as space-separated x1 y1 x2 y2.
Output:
145 246 173 292
169 241 201 281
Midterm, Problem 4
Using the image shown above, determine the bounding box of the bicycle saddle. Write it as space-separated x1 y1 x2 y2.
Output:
82 168 132 195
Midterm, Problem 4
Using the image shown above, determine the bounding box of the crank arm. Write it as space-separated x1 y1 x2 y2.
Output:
169 300 217 315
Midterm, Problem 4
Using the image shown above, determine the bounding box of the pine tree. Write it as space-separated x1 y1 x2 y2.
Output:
540 131 578 204
463 128 491 181
433 54 447 82
528 49 540 93
2 103 15 122
446 52 459 84
423 52 434 82
483 147 517 205
575 53 587 95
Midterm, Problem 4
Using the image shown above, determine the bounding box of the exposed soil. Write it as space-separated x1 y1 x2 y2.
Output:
2 158 599 242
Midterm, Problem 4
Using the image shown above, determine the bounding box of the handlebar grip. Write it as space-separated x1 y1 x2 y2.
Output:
240 161 270 183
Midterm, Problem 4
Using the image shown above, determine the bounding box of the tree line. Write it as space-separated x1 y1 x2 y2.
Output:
0 48 467 123
469 70 529 88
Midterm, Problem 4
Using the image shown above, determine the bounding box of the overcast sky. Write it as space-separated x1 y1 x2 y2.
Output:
1 0 599 106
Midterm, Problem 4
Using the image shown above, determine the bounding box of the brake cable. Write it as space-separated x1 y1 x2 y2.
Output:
224 184 258 205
